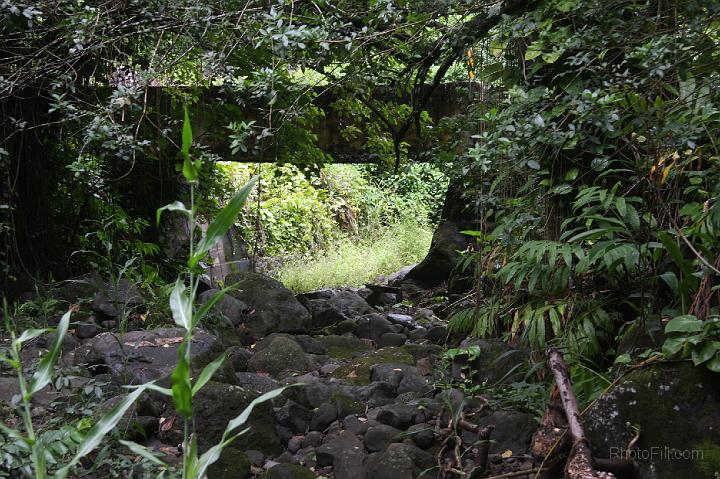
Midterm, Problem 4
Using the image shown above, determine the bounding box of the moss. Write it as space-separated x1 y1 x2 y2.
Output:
264 464 316 479
692 440 720 477
207 447 250 479
331 390 364 416
330 347 414 385
316 335 371 360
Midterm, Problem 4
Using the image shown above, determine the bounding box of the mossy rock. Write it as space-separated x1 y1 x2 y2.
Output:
330 347 414 385
264 464 316 479
191 382 281 455
207 447 250 479
331 390 365 416
316 335 371 360
586 362 720 479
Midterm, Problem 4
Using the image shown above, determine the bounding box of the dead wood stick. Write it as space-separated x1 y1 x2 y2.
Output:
548 348 617 479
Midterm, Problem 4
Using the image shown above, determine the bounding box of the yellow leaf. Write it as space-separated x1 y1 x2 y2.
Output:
661 165 672 184
501 449 513 458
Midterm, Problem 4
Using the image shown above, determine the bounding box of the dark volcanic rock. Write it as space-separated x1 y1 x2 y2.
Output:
364 424 402 452
247 335 309 377
404 221 473 287
586 362 720 479
469 410 538 455
366 443 435 479
198 288 248 326
226 272 311 337
73 328 228 385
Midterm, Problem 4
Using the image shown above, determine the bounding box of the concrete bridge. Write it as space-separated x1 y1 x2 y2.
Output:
143 82 479 164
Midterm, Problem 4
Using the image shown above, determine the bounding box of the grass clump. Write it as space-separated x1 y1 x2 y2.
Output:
275 221 431 292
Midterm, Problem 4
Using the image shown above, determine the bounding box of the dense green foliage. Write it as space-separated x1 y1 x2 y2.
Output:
211 162 445 258
444 0 720 379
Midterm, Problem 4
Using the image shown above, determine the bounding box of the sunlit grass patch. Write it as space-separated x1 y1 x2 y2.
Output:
275 221 432 292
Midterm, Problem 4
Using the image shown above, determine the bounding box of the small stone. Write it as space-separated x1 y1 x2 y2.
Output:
76 322 99 339
310 402 337 432
302 431 323 448
245 450 265 467
288 435 304 454
364 424 402 452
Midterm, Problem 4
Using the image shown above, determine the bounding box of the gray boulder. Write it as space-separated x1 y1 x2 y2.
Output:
198 288 248 326
366 443 435 479
226 272 311 337
468 410 538 455
247 335 309 377
73 328 229 385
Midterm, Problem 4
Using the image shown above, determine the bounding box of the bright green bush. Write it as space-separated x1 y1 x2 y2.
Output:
210 162 446 258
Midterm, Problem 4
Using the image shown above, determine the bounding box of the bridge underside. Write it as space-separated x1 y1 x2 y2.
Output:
135 83 475 164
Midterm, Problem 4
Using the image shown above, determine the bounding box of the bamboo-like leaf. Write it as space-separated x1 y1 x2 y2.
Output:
189 177 257 268
119 440 168 467
171 344 193 417
195 286 233 326
156 201 191 226
55 383 152 478
195 428 249 479
17 328 50 345
225 385 292 433
28 311 70 398
169 280 192 330
181 107 198 182
192 354 226 396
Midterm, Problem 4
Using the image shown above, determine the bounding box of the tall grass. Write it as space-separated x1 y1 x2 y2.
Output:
275 221 432 292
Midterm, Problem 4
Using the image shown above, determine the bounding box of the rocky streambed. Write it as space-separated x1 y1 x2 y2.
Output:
2 270 719 479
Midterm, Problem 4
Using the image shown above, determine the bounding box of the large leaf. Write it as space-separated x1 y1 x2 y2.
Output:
665 314 702 333
189 177 257 268
169 280 192 330
28 311 70 398
692 341 720 365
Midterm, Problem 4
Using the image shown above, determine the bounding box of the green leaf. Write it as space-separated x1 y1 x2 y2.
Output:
614 353 631 364
193 354 226 396
156 201 191 226
525 41 544 61
119 440 168 467
56 383 153 478
28 311 70 397
171 344 193 417
706 354 720 372
658 232 687 272
542 50 563 64
17 328 50 345
615 197 627 217
169 280 192 330
665 315 702 333
659 272 679 293
195 286 234 325
189 177 257 268
181 107 198 182
662 336 686 356
692 341 720 365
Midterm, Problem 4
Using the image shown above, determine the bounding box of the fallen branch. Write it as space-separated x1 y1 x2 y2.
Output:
547 348 617 479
